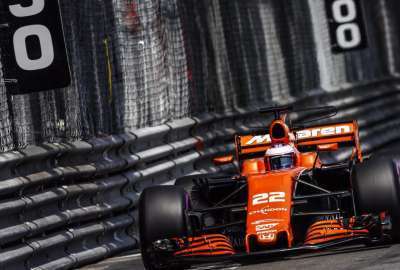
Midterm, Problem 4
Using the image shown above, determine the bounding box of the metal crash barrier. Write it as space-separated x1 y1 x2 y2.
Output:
0 81 399 269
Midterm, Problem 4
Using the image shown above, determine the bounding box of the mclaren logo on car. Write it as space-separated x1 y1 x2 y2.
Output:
245 135 272 145
296 124 353 139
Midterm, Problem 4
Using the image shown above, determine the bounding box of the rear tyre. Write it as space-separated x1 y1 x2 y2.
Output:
352 156 400 239
139 186 189 270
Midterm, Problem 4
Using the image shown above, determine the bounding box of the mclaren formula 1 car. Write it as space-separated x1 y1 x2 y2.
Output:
138 106 400 270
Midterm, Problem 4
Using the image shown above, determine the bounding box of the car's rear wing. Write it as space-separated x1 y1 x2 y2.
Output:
235 133 271 160
235 121 362 161
294 121 361 159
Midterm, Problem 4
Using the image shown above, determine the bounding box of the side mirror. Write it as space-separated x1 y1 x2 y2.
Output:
317 143 339 152
213 155 234 166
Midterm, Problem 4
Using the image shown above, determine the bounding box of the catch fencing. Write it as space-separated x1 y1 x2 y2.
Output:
0 80 398 269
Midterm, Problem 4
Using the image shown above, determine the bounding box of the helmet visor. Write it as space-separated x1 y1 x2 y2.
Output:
269 154 294 170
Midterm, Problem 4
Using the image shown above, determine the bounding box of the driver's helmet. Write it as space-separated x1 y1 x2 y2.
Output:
265 144 295 170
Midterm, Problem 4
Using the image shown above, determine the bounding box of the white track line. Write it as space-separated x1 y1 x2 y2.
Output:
113 253 142 260
192 264 240 270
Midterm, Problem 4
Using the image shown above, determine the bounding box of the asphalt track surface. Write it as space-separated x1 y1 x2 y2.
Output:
82 243 400 270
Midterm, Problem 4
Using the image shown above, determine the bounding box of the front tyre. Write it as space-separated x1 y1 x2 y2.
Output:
139 186 190 270
352 156 400 240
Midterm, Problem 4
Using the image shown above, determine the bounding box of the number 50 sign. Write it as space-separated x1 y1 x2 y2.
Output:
325 0 368 53
2 0 71 94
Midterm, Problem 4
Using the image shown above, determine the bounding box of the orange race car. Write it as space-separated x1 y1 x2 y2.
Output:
138 106 400 270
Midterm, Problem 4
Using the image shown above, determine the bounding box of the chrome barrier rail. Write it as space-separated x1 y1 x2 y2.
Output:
0 81 399 269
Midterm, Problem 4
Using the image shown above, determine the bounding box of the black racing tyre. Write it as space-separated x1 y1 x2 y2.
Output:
352 156 400 239
352 157 400 214
139 186 189 270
